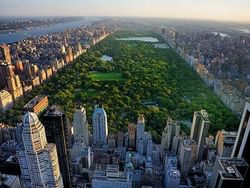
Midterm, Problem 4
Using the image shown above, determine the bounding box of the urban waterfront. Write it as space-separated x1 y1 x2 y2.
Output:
0 17 101 44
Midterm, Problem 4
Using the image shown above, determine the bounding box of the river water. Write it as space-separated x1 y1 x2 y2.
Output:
116 37 159 42
0 17 100 44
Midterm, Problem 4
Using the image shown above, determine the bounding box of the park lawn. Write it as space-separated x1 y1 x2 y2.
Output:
90 71 123 81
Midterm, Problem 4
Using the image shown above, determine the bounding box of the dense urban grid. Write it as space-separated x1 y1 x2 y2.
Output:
160 27 250 114
0 18 250 188
0 20 112 112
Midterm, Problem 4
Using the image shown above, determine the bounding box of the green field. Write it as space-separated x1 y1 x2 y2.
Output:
90 71 123 81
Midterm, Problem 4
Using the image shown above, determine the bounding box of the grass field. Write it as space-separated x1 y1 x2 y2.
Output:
90 71 123 81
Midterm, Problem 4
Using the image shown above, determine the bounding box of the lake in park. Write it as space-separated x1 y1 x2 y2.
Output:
101 55 113 61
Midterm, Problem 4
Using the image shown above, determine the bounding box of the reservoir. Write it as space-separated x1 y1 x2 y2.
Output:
116 37 159 42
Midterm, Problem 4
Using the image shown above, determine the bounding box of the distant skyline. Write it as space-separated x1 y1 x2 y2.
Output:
1 0 250 23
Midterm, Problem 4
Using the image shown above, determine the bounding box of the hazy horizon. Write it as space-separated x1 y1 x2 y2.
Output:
1 0 250 23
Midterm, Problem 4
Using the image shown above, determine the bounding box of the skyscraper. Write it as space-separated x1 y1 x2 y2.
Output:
0 44 11 64
137 138 144 155
164 155 180 188
117 131 124 147
190 110 210 161
0 90 13 111
92 105 108 146
77 42 82 53
161 118 180 152
73 106 89 146
128 123 136 149
0 63 14 89
66 47 73 62
7 74 23 101
42 105 72 188
15 60 24 73
215 130 237 157
232 102 250 187
179 139 196 178
211 157 248 188
146 133 153 157
136 114 145 153
17 112 63 188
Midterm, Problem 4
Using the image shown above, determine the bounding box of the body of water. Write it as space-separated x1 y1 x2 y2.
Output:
237 29 250 34
212 32 230 38
116 37 159 42
154 43 170 49
101 55 113 61
0 17 100 44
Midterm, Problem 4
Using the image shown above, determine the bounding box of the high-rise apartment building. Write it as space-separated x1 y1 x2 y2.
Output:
128 123 136 149
23 62 32 80
161 118 180 152
42 105 72 188
232 102 250 188
215 130 237 157
146 133 153 157
0 90 13 111
31 76 41 88
108 134 116 148
164 155 180 188
66 47 74 62
30 64 39 78
0 123 16 144
73 106 89 146
92 105 108 146
211 157 248 188
38 69 47 83
15 60 24 73
45 67 53 78
17 112 63 188
190 110 210 161
179 139 196 178
136 114 145 154
0 44 11 64
77 42 82 53
117 132 124 147
7 74 23 101
0 63 14 89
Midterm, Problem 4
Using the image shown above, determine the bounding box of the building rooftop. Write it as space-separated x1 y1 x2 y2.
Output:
23 95 47 109
218 157 248 180
22 112 39 125
0 174 19 187
166 156 181 179
44 105 63 116
201 109 209 121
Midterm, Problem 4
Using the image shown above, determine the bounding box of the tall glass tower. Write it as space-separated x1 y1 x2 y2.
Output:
92 105 108 146
17 112 64 188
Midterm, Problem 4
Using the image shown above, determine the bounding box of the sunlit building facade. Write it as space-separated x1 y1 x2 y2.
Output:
17 112 63 188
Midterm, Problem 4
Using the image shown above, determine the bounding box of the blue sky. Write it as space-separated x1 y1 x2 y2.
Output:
0 0 250 22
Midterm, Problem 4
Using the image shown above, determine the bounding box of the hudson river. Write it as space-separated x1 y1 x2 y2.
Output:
0 17 99 44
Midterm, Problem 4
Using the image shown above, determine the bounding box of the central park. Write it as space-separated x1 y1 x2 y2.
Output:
0 31 238 142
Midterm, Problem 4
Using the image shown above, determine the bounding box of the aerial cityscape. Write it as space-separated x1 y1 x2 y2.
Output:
0 0 250 188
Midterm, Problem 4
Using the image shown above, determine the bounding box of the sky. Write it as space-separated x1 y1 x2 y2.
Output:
0 0 250 23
